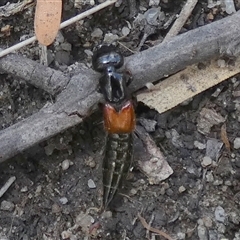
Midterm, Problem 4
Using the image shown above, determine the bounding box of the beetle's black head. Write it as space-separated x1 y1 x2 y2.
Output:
92 45 124 73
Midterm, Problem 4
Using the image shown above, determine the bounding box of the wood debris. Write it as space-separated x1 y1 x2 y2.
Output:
135 127 173 184
0 0 34 18
138 213 175 240
163 0 198 42
0 176 16 198
137 57 240 114
221 123 231 152
197 108 225 135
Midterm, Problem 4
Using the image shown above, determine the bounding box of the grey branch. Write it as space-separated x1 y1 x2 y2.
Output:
0 53 70 95
0 10 240 163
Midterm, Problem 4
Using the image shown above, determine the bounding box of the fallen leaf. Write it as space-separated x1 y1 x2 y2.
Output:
34 0 62 46
221 123 231 152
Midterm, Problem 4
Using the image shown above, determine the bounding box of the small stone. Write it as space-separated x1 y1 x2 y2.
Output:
103 33 119 44
129 188 138 196
203 216 213 228
217 223 226 233
61 159 71 170
224 180 232 186
213 179 223 186
149 0 160 6
52 203 61 213
222 185 228 192
85 157 96 168
166 188 174 196
61 230 72 239
0 234 8 240
206 139 223 161
102 210 112 219
144 7 161 26
229 211 240 225
197 224 208 240
233 138 240 149
234 232 240 240
91 28 103 38
121 26 130 36
212 161 218 167
206 171 214 182
211 87 223 98
224 0 236 14
44 144 54 156
165 129 184 148
56 31 65 43
194 141 206 150
139 118 157 132
88 179 96 189
201 156 212 167
55 50 70 65
207 12 214 20
61 42 72 51
90 0 95 5
217 59 226 68
20 186 28 192
197 108 225 135
84 49 93 57
178 186 186 193
28 193 33 199
59 197 68 205
177 232 186 239
0 200 15 211
35 185 42 194
197 218 204 225
208 230 218 240
215 206 225 223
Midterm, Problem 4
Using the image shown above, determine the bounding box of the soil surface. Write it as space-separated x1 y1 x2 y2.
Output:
1 0 240 240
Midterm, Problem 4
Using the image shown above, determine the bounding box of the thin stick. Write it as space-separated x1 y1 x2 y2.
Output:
0 36 36 58
0 176 16 198
163 0 198 42
138 213 174 240
0 0 117 58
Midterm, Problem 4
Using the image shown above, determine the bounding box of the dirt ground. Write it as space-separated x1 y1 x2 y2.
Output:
1 0 240 239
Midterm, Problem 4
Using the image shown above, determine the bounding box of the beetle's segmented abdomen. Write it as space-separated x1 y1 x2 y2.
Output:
103 133 133 208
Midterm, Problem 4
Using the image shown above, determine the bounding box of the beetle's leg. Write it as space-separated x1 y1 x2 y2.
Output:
125 68 133 86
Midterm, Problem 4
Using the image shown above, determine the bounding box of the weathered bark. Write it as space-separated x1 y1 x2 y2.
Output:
0 53 70 95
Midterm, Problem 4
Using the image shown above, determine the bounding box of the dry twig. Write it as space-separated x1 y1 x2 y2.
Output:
163 0 198 42
221 123 231 152
0 52 70 95
0 176 16 198
138 213 174 240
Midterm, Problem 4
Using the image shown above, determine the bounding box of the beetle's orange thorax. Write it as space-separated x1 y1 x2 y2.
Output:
103 101 135 134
